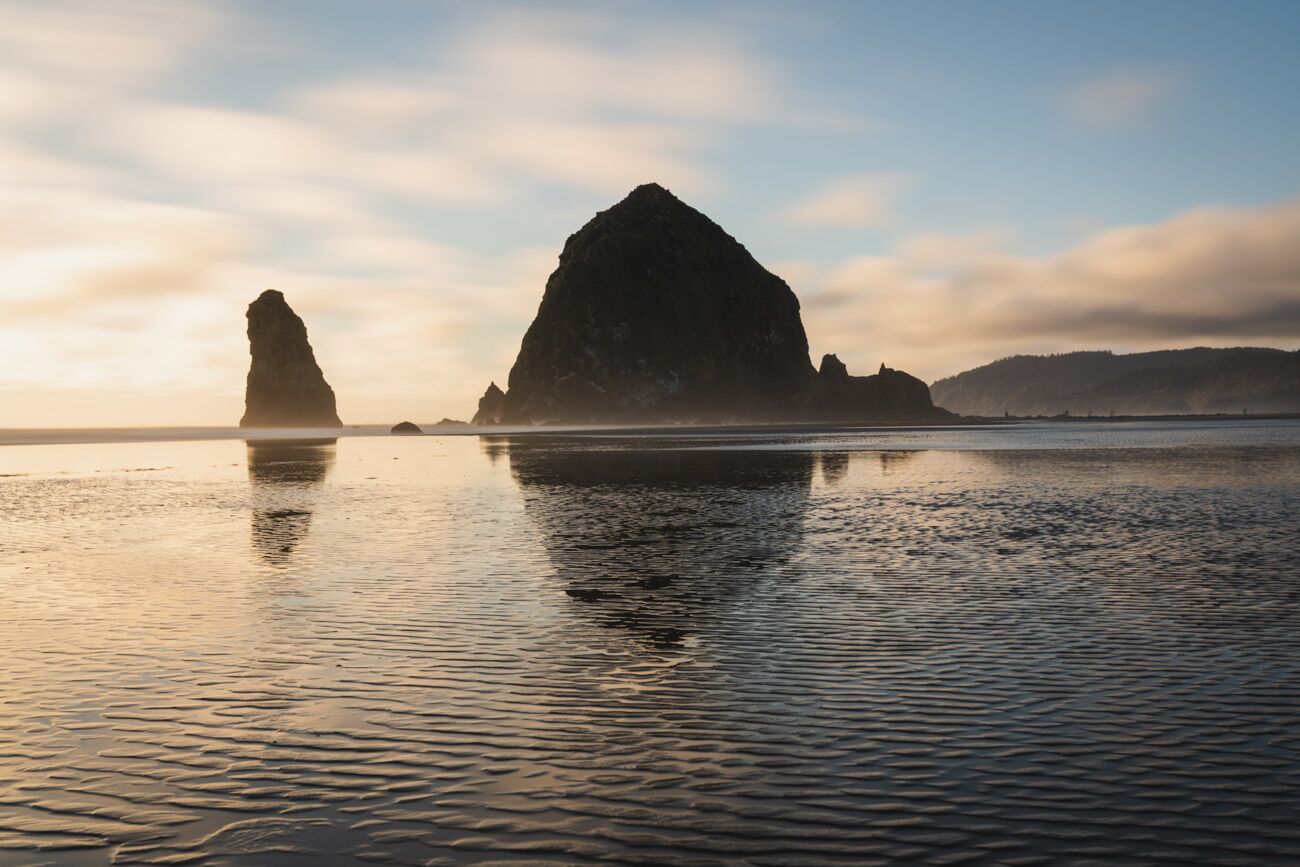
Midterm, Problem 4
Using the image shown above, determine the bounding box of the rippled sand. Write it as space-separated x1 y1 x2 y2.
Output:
1 421 1298 865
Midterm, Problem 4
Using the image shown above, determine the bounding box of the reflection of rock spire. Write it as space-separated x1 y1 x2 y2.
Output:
506 441 814 645
247 440 336 566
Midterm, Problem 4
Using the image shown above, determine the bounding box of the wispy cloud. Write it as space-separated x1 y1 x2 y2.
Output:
0 1 866 424
1065 67 1180 128
799 198 1300 381
0 0 224 88
896 228 1012 270
780 173 907 228
0 1 1289 427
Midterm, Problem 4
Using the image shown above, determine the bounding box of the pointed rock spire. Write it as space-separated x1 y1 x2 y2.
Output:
239 290 342 428
472 381 507 425
819 354 850 381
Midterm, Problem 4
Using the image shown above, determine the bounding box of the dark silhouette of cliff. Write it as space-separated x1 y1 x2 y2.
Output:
485 183 943 424
931 347 1300 417
240 290 342 428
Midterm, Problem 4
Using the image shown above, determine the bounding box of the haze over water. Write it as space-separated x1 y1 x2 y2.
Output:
0 420 1296 864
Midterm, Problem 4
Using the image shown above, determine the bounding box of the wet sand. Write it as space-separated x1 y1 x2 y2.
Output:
1 421 1298 864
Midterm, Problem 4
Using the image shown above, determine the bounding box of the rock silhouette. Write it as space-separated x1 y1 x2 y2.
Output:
485 183 944 424
471 382 507 425
499 183 814 423
240 290 341 428
807 354 943 420
391 421 422 434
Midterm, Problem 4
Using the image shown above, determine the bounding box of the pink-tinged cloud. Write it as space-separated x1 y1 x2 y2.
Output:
1065 68 1180 128
780 174 907 228
797 198 1300 382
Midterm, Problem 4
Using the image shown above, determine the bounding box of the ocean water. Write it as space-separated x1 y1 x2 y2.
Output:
1 420 1298 865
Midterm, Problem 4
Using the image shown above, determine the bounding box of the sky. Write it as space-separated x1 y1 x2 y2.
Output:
2 0 1299 427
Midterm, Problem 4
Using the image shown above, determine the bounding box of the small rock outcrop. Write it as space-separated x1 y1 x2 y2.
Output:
471 382 507 425
498 183 814 423
807 354 944 420
240 290 342 428
391 421 423 434
433 418 469 427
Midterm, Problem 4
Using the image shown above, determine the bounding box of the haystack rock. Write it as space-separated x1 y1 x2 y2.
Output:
239 290 342 428
481 183 947 424
498 183 815 423
471 382 507 425
391 421 422 434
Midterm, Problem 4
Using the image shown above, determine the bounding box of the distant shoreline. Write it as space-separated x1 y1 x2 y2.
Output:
1 412 1298 447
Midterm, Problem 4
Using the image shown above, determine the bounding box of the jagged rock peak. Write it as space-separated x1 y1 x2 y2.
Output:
625 181 674 201
500 182 814 423
808 354 946 421
819 354 849 380
239 289 342 428
471 381 507 425
586 182 679 216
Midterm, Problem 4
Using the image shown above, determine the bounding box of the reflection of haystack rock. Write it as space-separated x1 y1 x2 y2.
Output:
506 442 814 644
247 440 336 565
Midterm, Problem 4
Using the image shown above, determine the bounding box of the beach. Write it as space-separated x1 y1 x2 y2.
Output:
1 420 1298 863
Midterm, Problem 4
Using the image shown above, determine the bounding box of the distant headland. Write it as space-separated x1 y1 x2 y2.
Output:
933 348 1300 417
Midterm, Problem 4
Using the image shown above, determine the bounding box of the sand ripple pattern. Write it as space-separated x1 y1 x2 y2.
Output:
1 424 1298 865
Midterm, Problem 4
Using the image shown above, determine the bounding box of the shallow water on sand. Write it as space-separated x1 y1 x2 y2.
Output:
1 421 1299 865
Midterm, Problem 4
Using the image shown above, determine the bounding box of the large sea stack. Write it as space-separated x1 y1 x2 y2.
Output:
239 290 342 428
499 183 815 423
488 182 946 423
